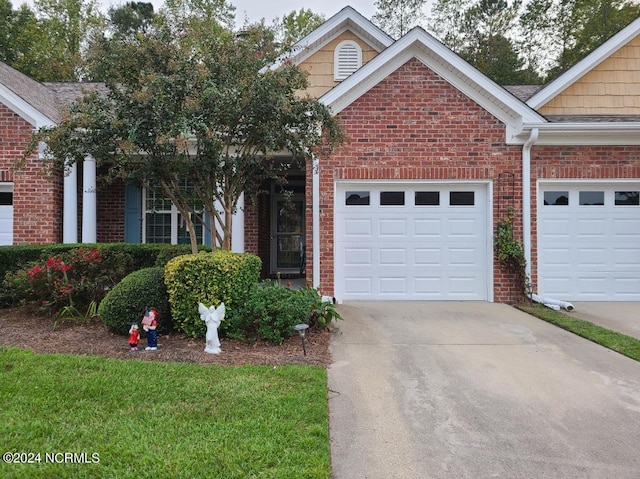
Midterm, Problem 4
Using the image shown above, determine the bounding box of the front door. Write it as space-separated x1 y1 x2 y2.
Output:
271 195 305 274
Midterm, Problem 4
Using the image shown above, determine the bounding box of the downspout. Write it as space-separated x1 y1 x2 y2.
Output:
312 155 320 288
522 127 574 312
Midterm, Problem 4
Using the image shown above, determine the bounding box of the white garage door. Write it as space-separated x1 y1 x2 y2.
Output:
538 182 640 301
0 184 13 246
335 182 490 301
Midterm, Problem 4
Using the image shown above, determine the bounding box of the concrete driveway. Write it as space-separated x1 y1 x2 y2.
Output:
328 302 640 479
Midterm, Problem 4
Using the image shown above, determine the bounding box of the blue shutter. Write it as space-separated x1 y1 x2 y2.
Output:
124 183 142 243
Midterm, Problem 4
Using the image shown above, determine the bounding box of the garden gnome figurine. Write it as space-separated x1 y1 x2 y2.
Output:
128 323 140 352
142 309 158 351
198 302 226 354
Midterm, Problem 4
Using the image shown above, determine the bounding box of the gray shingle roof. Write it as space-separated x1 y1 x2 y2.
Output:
503 85 545 102
0 61 61 122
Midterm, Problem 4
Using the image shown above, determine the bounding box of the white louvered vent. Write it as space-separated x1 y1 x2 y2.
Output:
334 40 362 81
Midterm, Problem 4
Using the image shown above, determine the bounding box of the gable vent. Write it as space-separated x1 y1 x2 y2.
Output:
334 40 362 81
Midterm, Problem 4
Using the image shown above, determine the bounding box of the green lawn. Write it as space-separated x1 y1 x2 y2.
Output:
0 348 330 479
518 304 640 362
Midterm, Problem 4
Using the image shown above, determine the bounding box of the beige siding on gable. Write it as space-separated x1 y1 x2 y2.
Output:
540 36 640 115
299 31 379 99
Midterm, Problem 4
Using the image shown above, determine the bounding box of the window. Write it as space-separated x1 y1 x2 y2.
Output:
334 40 362 81
380 191 404 206
0 192 12 205
579 191 604 206
543 191 569 205
346 191 370 206
415 191 440 206
450 191 474 206
615 191 640 206
144 182 204 244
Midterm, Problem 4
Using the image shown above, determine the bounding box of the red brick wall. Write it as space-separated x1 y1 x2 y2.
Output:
97 177 125 242
313 58 525 302
529 145 640 292
0 104 61 244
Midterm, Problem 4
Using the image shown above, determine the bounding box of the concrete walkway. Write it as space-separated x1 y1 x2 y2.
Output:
328 302 640 479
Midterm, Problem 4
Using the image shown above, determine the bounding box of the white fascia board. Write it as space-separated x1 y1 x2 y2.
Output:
518 121 640 145
321 28 544 136
0 84 56 129
528 17 640 110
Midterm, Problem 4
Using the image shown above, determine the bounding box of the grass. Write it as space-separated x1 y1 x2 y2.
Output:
517 304 640 362
0 348 330 479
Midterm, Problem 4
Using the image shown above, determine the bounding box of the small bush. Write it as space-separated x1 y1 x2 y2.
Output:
233 282 341 344
98 267 172 335
164 250 261 338
234 281 310 344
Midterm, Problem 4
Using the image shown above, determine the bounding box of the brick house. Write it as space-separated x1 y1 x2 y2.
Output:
1 6 639 303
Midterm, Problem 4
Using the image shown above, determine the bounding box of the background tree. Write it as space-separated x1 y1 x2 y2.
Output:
430 0 539 84
273 8 325 44
372 0 427 38
32 18 343 253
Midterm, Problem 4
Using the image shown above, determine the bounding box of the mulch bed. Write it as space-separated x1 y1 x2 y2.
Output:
0 307 331 367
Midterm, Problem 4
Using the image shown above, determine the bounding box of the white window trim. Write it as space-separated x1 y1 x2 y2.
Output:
334 40 363 81
142 187 205 245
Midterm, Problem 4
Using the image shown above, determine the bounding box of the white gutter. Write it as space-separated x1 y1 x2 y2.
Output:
522 127 538 280
312 156 320 288
522 127 575 312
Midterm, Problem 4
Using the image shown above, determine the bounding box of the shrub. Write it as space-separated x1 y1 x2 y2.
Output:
0 243 210 308
164 250 261 338
4 248 131 319
98 267 172 335
235 281 314 344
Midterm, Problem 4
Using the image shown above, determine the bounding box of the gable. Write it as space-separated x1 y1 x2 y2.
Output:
539 35 640 116
299 31 380 99
321 28 545 144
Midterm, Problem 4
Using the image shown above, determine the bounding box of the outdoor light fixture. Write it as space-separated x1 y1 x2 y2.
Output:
294 323 309 356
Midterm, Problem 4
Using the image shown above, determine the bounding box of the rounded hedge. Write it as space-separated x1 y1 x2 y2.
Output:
98 267 172 335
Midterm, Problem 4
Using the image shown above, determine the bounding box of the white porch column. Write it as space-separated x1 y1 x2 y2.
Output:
231 192 245 253
82 155 97 243
63 162 78 243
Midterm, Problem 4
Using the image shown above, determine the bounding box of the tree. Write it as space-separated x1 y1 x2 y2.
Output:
430 0 538 84
108 1 155 36
273 9 325 44
31 20 343 253
519 0 640 81
32 0 105 80
372 0 427 38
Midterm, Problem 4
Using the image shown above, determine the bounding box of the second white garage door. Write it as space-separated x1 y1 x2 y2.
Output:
538 182 640 301
335 182 490 301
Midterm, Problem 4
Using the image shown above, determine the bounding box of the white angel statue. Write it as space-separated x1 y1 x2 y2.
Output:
198 302 226 354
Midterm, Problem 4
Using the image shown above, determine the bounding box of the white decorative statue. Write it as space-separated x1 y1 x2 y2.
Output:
198 302 226 354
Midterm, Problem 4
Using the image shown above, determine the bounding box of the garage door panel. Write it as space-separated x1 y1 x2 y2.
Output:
344 218 373 237
539 182 640 301
379 277 407 294
336 182 488 301
379 248 406 265
414 277 442 295
344 248 372 265
414 218 442 237
414 248 441 265
613 218 640 236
